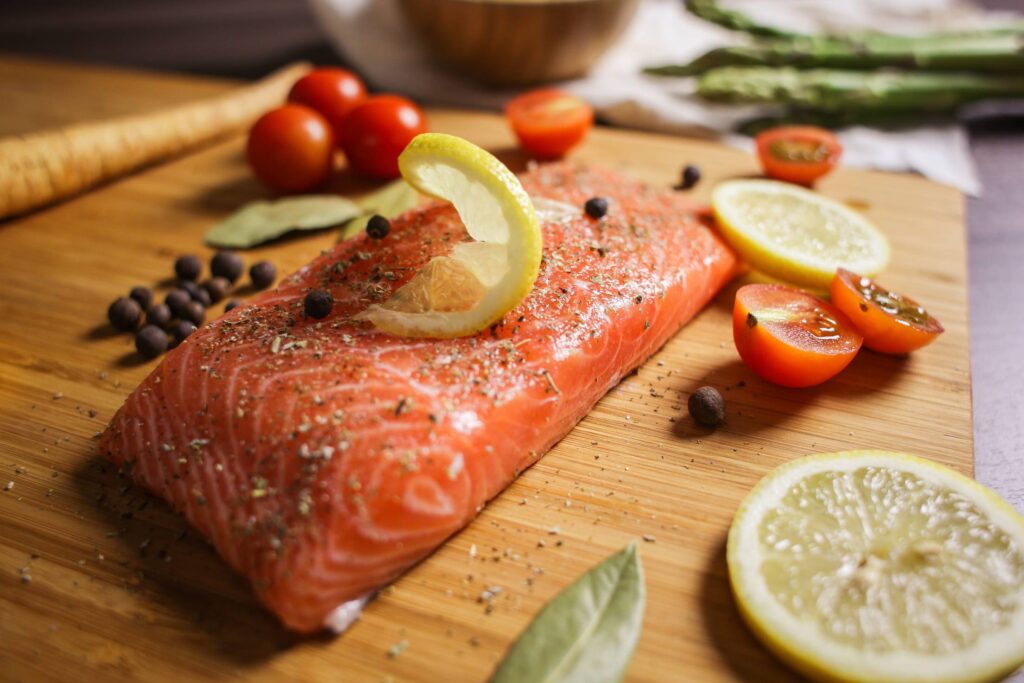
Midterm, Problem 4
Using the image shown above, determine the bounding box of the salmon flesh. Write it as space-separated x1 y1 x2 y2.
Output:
99 162 737 632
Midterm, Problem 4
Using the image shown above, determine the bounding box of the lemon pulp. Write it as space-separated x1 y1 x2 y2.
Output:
360 133 542 339
729 451 1024 683
712 180 890 290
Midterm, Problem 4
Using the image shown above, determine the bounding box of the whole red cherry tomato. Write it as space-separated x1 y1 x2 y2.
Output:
247 104 334 192
287 67 367 140
339 95 428 179
506 89 594 160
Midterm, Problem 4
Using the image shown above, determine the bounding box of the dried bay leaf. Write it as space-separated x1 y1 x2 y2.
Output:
205 195 362 248
339 179 423 241
490 543 645 683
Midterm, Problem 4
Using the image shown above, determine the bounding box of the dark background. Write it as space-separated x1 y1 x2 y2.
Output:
2 0 1022 503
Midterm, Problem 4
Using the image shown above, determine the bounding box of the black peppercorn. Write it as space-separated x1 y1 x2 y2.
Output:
165 288 191 316
201 277 231 304
304 289 333 319
129 286 153 310
146 303 172 329
584 197 609 219
677 164 701 191
174 254 202 281
249 261 277 289
181 300 206 326
108 297 141 331
224 299 242 313
211 251 244 283
366 215 391 240
179 279 203 300
135 325 168 359
193 287 212 308
169 321 196 348
688 386 725 427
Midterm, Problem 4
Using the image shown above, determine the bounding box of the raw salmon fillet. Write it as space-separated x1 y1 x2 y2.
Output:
100 162 737 632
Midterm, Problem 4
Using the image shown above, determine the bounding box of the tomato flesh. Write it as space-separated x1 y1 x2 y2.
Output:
506 89 594 160
756 126 841 186
733 284 862 388
830 268 944 355
287 67 367 140
247 104 334 193
339 95 428 179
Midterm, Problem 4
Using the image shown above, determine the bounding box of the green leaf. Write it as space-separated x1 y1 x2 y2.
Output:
338 179 423 241
491 543 645 683
205 195 362 249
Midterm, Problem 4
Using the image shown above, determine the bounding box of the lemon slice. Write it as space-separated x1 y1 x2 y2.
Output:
728 451 1024 683
712 180 890 290
359 133 542 339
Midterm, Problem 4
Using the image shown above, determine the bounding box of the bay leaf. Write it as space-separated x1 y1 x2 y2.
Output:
205 195 362 249
490 543 645 683
339 179 423 241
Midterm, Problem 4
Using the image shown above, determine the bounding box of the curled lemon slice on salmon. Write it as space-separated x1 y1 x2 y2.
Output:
360 133 542 338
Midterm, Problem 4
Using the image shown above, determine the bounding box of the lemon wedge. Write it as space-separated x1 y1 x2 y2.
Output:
712 180 890 290
359 133 542 339
728 451 1024 683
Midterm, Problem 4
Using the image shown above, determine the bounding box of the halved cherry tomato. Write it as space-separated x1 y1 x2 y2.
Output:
830 268 944 355
756 126 842 186
506 89 594 160
339 95 428 179
247 104 334 193
287 67 367 140
733 284 862 388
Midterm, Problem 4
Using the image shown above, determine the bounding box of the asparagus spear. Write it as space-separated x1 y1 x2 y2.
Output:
684 0 1024 41
684 0 801 39
646 33 1024 76
736 110 948 136
697 67 1024 112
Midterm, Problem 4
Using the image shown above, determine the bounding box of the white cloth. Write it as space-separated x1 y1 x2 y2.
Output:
310 0 1012 195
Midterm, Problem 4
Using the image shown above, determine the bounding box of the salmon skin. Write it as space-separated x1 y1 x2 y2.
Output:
99 162 737 633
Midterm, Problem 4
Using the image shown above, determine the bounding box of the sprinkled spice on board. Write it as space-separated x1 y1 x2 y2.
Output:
174 254 202 282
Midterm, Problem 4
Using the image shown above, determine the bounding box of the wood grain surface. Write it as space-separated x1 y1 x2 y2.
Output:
0 58 976 683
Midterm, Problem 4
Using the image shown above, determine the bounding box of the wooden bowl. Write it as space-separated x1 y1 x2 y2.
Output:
398 0 641 87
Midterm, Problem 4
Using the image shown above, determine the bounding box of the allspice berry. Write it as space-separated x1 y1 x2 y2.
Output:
688 386 725 427
108 297 141 331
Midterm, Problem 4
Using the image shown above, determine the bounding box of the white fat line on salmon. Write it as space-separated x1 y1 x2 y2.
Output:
529 196 579 223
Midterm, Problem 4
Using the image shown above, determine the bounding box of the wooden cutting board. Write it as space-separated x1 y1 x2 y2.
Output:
0 58 971 683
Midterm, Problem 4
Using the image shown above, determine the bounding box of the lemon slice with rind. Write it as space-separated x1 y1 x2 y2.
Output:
712 179 890 290
360 133 542 338
728 450 1024 683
